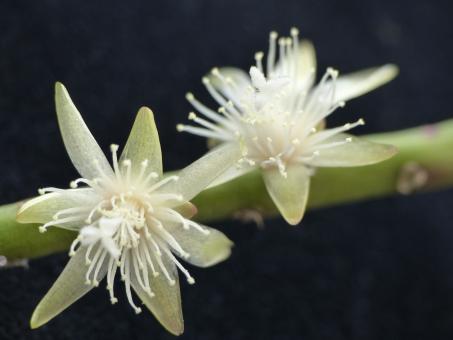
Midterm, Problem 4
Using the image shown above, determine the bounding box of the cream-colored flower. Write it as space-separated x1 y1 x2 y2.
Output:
177 28 398 225
17 83 239 335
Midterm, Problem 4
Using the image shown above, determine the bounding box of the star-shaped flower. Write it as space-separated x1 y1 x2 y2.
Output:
17 83 239 335
177 28 398 225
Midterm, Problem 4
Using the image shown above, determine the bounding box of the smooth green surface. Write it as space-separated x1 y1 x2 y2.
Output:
0 202 76 259
1 119 453 261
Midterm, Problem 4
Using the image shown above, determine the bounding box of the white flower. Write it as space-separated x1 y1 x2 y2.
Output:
177 28 398 225
17 83 240 335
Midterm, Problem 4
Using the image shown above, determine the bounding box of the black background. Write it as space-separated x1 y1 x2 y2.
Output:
1 1 453 339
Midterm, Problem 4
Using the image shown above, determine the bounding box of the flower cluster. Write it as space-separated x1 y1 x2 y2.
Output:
17 28 398 335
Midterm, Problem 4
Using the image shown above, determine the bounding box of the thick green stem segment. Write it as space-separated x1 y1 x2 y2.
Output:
1 119 453 261
194 119 453 221
0 203 76 260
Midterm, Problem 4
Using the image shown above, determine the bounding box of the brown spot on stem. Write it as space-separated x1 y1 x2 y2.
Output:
396 161 429 195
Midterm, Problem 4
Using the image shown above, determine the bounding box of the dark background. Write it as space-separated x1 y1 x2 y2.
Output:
1 0 453 339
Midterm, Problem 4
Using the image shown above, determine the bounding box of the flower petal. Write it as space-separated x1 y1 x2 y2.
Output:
333 64 399 102
208 67 251 96
276 39 317 86
297 39 317 78
161 143 241 202
165 222 233 268
79 225 102 245
306 133 398 167
17 189 99 230
173 202 198 219
119 107 163 177
262 164 311 226
55 82 114 180
30 243 108 329
131 252 184 336
207 163 255 188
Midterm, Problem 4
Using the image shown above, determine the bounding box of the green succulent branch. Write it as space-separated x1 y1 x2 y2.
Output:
1 119 453 262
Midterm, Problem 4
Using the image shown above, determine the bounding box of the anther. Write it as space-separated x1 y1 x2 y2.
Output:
185 92 194 101
270 31 278 39
187 277 195 285
211 67 220 76
255 51 264 60
290 27 299 36
327 67 339 77
188 112 197 120
346 137 353 142
38 188 46 195
202 77 210 85
176 124 185 132
70 181 78 189
110 144 119 153
358 118 365 125
38 226 47 233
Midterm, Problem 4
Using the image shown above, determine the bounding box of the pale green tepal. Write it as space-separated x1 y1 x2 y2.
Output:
17 83 240 335
177 28 399 225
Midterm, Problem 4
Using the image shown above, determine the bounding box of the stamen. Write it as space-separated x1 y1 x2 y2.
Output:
107 257 119 304
142 238 159 277
122 160 132 184
185 92 232 126
85 245 103 285
69 236 81 257
123 254 142 314
267 31 278 75
154 223 190 259
136 159 149 183
154 248 176 286
92 249 107 287
188 112 231 137
164 248 195 284
110 144 122 181
38 187 66 195
255 51 264 72
147 175 179 193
